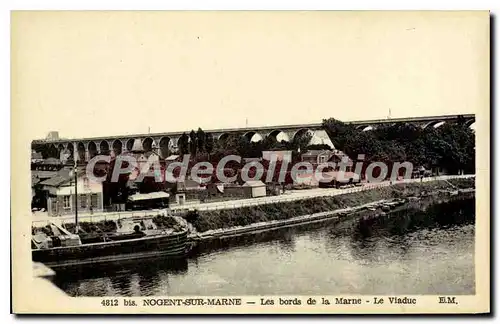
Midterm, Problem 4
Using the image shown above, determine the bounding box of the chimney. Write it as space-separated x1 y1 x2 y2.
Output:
46 131 59 140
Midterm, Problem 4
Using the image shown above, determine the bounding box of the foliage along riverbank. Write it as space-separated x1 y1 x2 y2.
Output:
186 178 475 232
356 195 475 238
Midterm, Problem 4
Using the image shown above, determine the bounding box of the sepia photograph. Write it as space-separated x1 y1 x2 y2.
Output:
11 10 490 314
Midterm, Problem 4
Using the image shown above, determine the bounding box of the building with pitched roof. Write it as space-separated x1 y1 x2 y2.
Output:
242 180 267 198
40 169 104 216
301 149 335 166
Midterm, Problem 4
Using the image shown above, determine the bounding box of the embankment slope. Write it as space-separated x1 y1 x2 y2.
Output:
187 178 475 232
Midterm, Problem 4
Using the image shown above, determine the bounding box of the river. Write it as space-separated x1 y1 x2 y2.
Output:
52 197 475 296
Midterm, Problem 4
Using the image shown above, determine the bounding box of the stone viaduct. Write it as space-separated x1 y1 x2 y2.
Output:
31 114 475 162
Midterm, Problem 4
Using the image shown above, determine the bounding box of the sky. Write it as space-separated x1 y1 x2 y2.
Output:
12 11 488 140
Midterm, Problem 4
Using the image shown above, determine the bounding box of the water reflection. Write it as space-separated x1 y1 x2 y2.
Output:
53 197 475 296
110 275 132 296
357 197 475 239
53 257 188 296
135 272 157 296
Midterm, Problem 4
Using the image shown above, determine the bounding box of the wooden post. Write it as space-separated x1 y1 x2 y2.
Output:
73 159 78 234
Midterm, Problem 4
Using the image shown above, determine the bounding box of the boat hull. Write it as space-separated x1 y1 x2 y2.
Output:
32 230 188 269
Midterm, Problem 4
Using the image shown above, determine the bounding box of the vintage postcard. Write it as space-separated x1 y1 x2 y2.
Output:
11 11 490 314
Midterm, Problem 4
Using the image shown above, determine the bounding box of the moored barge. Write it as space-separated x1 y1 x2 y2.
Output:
32 214 190 269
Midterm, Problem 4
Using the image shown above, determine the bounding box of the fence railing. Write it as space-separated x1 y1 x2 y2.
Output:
167 174 474 213
32 209 173 226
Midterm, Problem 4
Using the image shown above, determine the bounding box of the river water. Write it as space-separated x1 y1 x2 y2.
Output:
53 197 475 296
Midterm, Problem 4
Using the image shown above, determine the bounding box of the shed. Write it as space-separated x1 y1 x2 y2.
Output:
128 191 170 202
126 191 170 210
242 180 267 198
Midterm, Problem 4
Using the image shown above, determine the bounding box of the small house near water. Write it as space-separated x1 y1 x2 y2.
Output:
40 168 104 216
242 180 267 198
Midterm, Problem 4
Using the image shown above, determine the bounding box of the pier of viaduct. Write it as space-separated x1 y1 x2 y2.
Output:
32 114 475 162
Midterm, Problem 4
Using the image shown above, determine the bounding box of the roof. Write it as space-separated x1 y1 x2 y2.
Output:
176 179 203 190
32 170 59 179
242 180 266 187
207 183 225 193
165 155 180 161
39 168 86 187
134 151 160 162
144 151 160 158
329 151 353 162
128 191 170 201
40 169 71 187
32 175 41 186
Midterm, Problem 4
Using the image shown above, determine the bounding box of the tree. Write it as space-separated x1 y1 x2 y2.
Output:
322 118 356 150
321 117 475 176
434 122 475 174
189 130 197 156
215 133 241 153
289 132 312 161
178 133 189 156
205 133 214 154
197 128 206 154
32 143 60 159
262 135 279 151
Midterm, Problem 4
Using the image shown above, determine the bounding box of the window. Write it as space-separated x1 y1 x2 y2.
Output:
91 194 99 208
80 195 87 208
319 155 327 163
51 200 57 214
63 195 71 209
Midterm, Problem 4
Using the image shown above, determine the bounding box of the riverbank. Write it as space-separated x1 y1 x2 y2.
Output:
187 178 475 238
32 176 475 242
